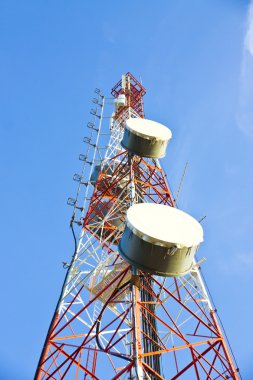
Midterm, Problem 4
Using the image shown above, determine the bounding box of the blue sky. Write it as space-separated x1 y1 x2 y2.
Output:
0 1 252 379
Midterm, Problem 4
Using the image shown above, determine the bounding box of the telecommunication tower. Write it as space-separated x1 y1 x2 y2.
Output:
35 73 240 379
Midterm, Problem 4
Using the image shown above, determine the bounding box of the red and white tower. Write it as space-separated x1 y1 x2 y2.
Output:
35 73 240 379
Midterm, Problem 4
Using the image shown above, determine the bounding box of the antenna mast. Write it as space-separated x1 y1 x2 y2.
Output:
35 73 240 379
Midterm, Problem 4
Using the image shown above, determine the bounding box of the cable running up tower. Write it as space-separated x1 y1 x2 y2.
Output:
35 73 240 379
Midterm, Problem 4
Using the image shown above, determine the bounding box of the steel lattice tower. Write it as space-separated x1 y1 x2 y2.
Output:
35 73 240 380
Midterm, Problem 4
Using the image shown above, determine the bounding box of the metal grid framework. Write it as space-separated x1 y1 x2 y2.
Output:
35 73 240 380
111 72 146 119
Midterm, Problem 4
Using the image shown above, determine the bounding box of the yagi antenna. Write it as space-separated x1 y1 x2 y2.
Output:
174 161 188 206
